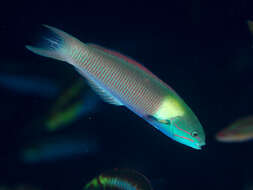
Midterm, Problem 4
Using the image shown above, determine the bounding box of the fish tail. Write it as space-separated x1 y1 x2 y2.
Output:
25 25 80 62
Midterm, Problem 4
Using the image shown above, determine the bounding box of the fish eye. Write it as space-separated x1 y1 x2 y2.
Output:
191 131 198 137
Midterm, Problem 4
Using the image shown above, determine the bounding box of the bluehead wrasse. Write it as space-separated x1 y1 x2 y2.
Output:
0 73 59 98
84 168 153 190
45 79 100 131
216 116 253 143
26 25 205 149
20 133 98 163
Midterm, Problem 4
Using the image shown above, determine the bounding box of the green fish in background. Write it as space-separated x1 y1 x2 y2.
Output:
84 169 153 190
216 116 253 143
45 78 100 131
26 25 205 149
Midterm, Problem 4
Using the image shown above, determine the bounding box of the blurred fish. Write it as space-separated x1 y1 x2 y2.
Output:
0 73 59 98
247 20 253 47
45 78 100 131
0 185 39 190
216 116 253 142
84 168 153 190
20 133 98 163
26 25 205 149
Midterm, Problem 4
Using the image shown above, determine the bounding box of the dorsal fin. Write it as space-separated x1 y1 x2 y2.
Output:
75 68 123 106
87 43 175 92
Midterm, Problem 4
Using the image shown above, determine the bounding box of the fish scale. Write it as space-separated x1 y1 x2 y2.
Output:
68 45 166 116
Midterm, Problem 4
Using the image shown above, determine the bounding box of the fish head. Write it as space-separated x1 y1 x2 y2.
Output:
146 114 205 149
215 130 236 142
216 117 253 143
169 115 205 149
147 96 205 149
215 129 250 142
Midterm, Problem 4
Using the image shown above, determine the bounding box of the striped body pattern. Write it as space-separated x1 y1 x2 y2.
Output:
84 169 153 190
67 44 168 116
26 25 206 149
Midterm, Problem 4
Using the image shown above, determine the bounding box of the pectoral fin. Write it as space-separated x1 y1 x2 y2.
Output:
146 115 171 125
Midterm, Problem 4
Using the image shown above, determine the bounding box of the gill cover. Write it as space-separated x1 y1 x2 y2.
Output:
147 114 205 150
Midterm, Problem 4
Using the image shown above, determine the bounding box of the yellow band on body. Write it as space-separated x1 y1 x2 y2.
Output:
154 96 185 120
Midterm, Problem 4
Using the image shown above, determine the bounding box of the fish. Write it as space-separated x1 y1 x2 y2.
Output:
0 185 40 190
45 78 100 131
26 25 206 149
247 20 253 47
0 73 59 98
216 116 253 143
247 20 253 34
20 133 98 163
84 168 153 190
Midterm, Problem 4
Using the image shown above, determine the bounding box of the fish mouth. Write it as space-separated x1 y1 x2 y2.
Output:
194 141 205 150
172 134 206 150
192 143 201 150
195 146 201 150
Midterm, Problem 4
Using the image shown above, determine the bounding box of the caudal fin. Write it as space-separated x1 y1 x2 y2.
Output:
25 25 76 62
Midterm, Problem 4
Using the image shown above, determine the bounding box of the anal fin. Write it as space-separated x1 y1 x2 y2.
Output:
75 68 123 106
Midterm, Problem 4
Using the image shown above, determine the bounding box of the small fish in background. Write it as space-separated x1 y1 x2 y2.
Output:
26 25 205 150
20 79 100 137
20 133 99 164
215 116 253 143
0 184 40 190
247 20 253 47
84 168 153 190
45 78 101 132
0 73 60 98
